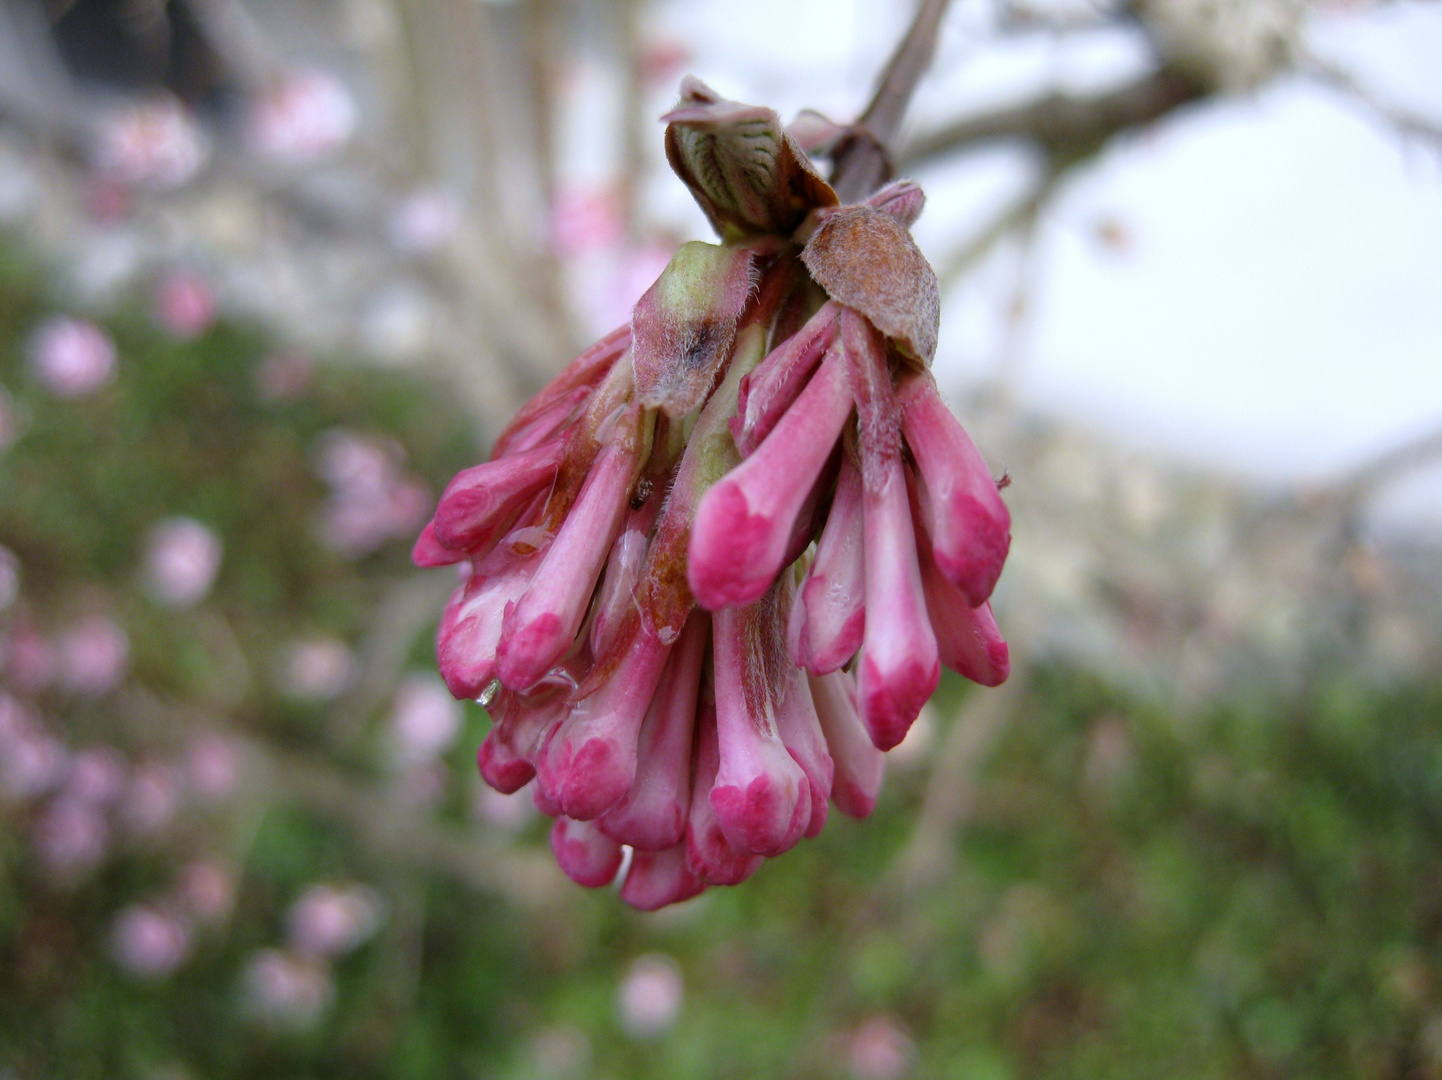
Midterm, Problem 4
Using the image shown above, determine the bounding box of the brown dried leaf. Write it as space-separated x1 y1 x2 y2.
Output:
801 204 939 365
631 241 762 418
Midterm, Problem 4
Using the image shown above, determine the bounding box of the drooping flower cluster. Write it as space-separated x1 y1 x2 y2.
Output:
416 78 1012 909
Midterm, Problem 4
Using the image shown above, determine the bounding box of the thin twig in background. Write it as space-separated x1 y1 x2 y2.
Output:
895 676 1026 893
326 572 459 749
1301 52 1442 151
935 169 1061 292
898 67 1203 170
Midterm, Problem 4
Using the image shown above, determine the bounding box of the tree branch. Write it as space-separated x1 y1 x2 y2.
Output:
830 0 955 202
899 66 1203 170
1301 53 1442 151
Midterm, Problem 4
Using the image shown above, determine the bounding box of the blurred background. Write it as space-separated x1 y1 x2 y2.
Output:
2 0 1441 1077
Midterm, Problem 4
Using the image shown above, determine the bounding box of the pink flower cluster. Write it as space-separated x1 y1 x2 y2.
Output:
415 79 1011 908
153 271 217 340
27 317 116 398
240 882 382 1027
247 70 357 163
314 431 430 558
94 96 209 190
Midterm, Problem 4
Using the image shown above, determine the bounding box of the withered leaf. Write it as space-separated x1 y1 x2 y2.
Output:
801 204 939 365
631 240 760 418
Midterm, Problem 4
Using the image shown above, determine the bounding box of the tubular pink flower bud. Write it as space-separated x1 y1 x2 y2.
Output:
710 604 810 856
432 439 564 552
411 522 468 568
621 844 706 910
536 623 671 821
856 452 940 751
731 301 838 456
477 686 571 794
550 816 624 888
898 373 1010 607
866 179 926 228
436 535 547 700
493 386 591 458
851 324 939 752
589 509 655 661
688 350 853 609
795 453 866 674
915 528 1010 686
490 326 629 459
599 611 707 850
774 661 833 839
808 670 884 819
685 701 764 886
496 408 648 690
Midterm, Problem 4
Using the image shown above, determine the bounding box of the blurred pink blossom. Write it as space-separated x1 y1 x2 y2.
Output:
0 544 18 610
317 430 395 496
154 271 216 339
617 954 684 1038
111 904 193 978
185 734 241 801
286 883 384 958
472 782 536 831
83 177 132 225
573 242 675 339
847 1016 916 1080
144 517 222 608
120 761 181 834
176 860 235 925
56 616 129 695
247 70 357 162
2 621 55 693
638 39 691 85
280 638 356 700
34 798 109 875
255 351 313 403
388 674 462 765
550 186 623 257
0 693 26 743
243 949 334 1027
94 97 209 189
314 432 429 557
27 317 116 398
388 189 460 254
64 745 127 805
0 712 67 801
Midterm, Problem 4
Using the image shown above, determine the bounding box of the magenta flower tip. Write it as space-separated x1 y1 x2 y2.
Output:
621 846 706 910
539 733 635 822
710 771 811 858
493 612 564 690
476 736 535 795
686 481 778 609
550 817 624 888
857 651 940 751
411 522 464 568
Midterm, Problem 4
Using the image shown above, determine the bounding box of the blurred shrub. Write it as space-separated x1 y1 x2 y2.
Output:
2 238 1442 1080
